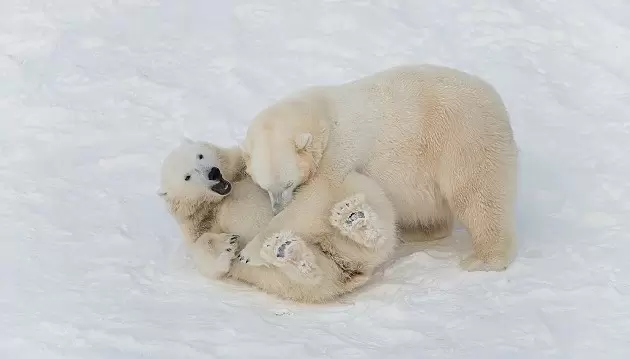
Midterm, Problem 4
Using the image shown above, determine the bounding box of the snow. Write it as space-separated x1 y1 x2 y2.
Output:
2 0 630 358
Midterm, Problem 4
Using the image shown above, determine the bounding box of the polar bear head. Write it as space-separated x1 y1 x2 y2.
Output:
158 138 236 215
241 99 330 214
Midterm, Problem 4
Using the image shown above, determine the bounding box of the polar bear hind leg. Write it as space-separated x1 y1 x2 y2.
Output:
448 161 516 272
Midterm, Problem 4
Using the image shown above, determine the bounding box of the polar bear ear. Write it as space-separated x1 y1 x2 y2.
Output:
295 133 313 151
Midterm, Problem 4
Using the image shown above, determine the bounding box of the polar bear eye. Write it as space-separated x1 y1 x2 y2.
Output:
197 154 204 160
184 175 191 181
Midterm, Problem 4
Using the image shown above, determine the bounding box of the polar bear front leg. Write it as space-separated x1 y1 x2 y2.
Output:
329 194 386 249
259 231 322 284
191 233 239 278
237 235 266 266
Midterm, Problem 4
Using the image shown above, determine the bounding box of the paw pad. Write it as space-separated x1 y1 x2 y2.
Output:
346 211 365 225
276 240 293 258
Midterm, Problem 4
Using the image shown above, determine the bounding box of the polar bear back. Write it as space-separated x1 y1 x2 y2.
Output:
320 65 515 226
320 64 511 170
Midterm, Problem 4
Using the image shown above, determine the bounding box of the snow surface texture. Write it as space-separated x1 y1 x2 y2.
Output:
2 1 630 358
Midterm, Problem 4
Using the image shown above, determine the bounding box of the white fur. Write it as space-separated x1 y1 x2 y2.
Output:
158 140 399 303
241 64 518 271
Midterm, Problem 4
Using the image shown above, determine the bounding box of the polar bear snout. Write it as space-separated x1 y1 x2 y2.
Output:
269 187 293 215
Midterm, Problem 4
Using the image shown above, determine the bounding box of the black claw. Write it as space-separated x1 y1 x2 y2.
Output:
226 248 232 252
246 259 250 263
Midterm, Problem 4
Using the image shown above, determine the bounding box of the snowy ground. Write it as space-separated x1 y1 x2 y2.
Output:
2 0 630 358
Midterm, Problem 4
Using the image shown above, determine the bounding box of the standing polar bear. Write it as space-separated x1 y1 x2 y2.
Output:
238 64 518 271
158 139 399 303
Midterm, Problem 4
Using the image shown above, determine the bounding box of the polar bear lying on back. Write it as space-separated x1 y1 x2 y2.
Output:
158 139 398 303
239 64 518 271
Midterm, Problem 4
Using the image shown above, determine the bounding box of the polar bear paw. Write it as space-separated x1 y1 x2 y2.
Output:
193 233 239 278
237 236 267 266
260 231 322 283
459 252 510 272
330 194 384 249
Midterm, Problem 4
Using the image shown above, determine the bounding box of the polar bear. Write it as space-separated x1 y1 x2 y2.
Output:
158 139 398 303
238 64 518 271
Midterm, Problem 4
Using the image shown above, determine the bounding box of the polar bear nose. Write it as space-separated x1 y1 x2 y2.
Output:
269 189 293 215
208 167 221 181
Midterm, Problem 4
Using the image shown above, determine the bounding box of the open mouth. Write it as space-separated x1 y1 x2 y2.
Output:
211 179 232 195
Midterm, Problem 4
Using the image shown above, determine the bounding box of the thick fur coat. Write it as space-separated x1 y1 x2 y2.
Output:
239 64 518 271
158 139 399 303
